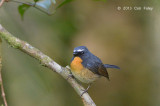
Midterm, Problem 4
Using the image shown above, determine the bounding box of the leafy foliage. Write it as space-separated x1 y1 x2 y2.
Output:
17 0 106 19
34 0 39 2
18 4 31 19
17 0 72 18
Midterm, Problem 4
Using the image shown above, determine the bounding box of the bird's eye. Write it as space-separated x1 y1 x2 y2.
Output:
81 51 84 54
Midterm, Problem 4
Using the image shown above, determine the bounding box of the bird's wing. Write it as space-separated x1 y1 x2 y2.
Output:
85 57 109 79
85 61 100 75
104 64 120 69
84 55 102 75
98 64 109 79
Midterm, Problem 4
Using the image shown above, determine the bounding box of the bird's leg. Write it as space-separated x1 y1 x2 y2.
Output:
81 84 91 96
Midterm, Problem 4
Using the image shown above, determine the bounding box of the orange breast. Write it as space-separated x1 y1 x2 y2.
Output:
70 57 84 72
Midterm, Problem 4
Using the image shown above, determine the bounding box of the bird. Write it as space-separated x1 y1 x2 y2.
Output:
70 46 120 96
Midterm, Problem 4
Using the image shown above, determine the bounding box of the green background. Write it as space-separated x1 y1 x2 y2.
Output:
0 0 160 106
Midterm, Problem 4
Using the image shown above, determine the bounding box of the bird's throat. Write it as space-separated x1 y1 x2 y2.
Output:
70 57 84 72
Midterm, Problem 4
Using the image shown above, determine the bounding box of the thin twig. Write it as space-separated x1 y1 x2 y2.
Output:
0 0 5 7
0 38 8 106
0 24 96 106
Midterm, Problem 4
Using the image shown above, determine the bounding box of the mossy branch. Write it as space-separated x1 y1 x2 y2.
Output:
0 24 96 106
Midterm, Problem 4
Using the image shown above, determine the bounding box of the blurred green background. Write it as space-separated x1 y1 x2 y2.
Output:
0 0 160 106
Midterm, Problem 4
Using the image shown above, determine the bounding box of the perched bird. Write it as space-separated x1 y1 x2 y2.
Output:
70 46 120 96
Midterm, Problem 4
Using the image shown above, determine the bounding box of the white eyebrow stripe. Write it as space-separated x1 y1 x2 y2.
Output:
74 49 84 52
77 49 84 52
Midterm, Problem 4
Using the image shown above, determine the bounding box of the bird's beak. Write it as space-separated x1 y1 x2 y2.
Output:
73 52 78 56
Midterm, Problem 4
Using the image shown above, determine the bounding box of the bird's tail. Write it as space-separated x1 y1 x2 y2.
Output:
104 64 120 69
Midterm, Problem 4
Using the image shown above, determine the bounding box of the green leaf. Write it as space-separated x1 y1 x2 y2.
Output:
34 0 39 2
18 4 31 19
56 0 73 9
36 0 56 14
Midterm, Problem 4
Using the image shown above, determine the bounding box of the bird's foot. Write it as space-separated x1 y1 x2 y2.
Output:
80 84 91 96
67 74 73 80
66 65 71 70
81 89 88 96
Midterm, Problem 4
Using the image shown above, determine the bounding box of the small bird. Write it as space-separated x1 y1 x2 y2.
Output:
70 46 120 96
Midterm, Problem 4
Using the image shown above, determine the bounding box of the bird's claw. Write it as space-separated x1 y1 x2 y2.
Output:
67 74 73 80
80 89 88 96
80 84 91 96
66 65 71 70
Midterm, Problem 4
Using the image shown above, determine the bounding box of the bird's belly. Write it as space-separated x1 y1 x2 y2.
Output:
71 68 100 84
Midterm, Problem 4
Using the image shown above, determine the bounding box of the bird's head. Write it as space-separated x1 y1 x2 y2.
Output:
73 46 89 57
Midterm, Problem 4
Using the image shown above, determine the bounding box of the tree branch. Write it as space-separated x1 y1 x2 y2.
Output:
0 0 8 7
0 37 8 106
0 24 96 106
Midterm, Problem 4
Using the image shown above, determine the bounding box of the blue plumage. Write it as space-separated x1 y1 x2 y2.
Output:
104 64 120 69
71 46 120 80
70 46 120 96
